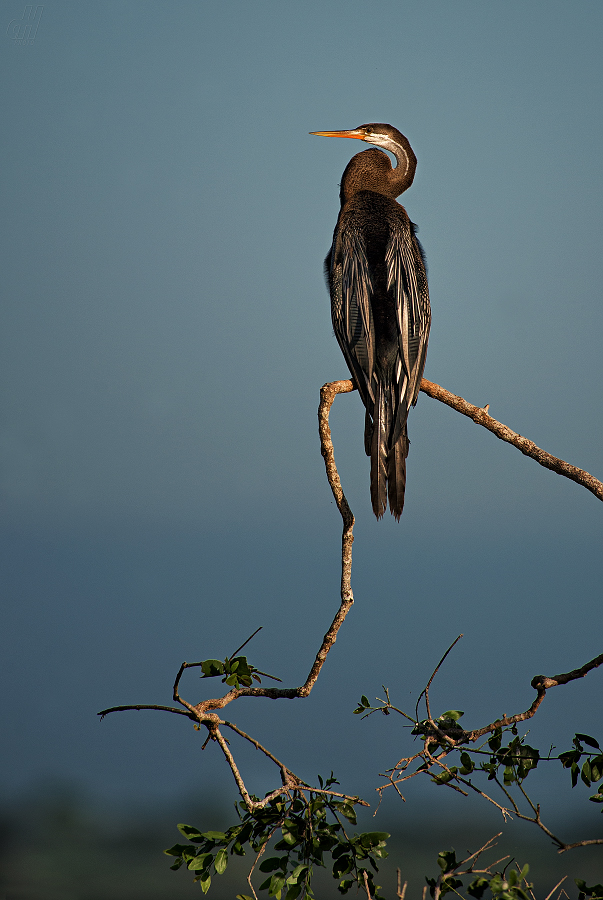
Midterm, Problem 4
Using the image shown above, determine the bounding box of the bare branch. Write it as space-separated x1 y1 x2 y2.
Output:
97 704 196 720
98 375 602 866
221 720 368 805
452 831 503 870
466 650 603 742
456 775 514 821
432 834 509 900
229 626 264 660
531 652 603 690
246 828 277 900
559 838 603 852
295 379 358 697
327 376 603 499
416 634 464 747
396 869 408 900
543 876 568 900
419 378 603 502
222 720 298 773
211 725 254 808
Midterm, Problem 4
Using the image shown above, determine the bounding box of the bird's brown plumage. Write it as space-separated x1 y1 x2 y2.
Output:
314 124 431 518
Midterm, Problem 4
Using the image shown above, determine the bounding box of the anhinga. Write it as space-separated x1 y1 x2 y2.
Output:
311 124 431 519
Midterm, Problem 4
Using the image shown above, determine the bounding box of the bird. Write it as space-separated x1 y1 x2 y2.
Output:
311 124 431 519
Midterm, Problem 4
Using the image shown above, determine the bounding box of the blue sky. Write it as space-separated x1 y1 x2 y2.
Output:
1 0 602 853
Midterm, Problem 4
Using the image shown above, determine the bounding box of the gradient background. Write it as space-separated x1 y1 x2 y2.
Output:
2 1 602 894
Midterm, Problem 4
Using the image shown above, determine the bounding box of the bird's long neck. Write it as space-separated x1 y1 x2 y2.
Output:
339 140 417 206
386 138 416 196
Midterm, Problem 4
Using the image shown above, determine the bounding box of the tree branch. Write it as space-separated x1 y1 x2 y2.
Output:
419 378 603 501
98 380 361 812
466 650 603 742
331 377 603 500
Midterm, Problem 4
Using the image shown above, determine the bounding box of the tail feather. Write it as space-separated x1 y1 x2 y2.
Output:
369 384 389 519
368 384 410 520
387 428 409 520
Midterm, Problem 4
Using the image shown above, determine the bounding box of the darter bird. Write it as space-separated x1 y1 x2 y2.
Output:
311 124 431 519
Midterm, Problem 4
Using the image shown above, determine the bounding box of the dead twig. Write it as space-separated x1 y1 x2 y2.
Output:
396 869 408 900
416 634 464 747
432 833 508 900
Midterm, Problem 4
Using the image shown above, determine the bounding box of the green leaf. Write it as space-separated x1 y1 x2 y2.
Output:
437 849 458 872
200 830 228 842
440 710 464 722
333 855 354 878
590 755 603 783
188 853 213 871
576 734 601 750
489 728 503 751
177 823 205 841
358 831 390 849
582 760 593 787
288 864 309 882
259 856 287 873
575 881 603 900
285 885 302 900
467 876 490 898
165 842 193 856
361 695 370 707
559 749 580 768
460 752 474 773
214 847 228 874
200 659 224 677
236 895 254 900
333 801 357 824
269 872 287 896
199 871 211 894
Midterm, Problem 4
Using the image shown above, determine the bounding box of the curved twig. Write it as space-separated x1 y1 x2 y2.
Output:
98 703 197 720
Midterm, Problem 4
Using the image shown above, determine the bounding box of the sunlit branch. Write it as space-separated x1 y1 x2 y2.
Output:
419 378 603 501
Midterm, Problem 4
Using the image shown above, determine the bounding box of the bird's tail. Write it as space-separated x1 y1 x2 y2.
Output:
387 427 409 521
368 385 409 520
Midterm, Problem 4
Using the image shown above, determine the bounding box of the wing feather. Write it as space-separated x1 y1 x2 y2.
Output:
329 224 376 407
386 224 431 417
327 197 430 518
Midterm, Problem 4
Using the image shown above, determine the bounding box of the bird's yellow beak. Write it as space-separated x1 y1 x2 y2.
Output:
310 129 366 141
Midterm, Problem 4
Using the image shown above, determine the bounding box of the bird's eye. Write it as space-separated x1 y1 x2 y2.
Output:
363 127 373 135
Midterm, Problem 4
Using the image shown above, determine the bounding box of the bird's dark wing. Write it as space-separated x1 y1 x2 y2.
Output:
385 221 431 414
327 221 377 410
328 210 430 441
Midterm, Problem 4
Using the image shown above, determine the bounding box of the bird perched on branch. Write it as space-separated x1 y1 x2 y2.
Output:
311 124 431 519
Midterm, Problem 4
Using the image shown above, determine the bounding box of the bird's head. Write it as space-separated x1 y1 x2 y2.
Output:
311 122 404 151
310 123 415 182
